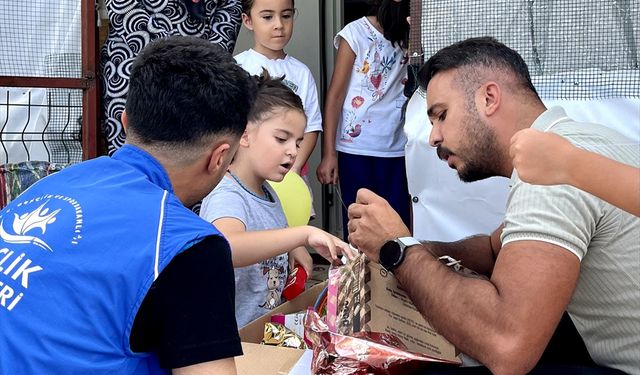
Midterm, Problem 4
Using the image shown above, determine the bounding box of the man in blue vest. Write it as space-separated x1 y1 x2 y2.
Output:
0 36 257 374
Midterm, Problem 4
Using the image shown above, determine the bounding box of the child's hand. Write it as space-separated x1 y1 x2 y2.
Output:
510 129 575 186
306 227 357 265
316 154 339 185
289 246 313 276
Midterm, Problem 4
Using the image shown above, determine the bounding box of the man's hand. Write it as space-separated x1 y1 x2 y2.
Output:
347 188 410 262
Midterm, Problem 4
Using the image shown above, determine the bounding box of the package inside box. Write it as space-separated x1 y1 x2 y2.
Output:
236 282 326 374
361 261 460 362
239 281 327 343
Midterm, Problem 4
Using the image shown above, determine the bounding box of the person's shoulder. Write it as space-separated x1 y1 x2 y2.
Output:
234 49 266 74
211 176 245 196
553 120 625 138
234 50 251 67
284 55 313 75
233 49 253 61
344 16 367 29
552 120 635 154
200 177 251 221
337 17 369 47
201 177 244 207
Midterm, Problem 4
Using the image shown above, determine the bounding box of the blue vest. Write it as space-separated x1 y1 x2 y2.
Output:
0 145 222 374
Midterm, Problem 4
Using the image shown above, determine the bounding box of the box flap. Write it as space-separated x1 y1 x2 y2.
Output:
236 342 304 375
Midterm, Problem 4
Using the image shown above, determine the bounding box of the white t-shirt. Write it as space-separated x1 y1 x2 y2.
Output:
234 49 322 134
334 17 408 157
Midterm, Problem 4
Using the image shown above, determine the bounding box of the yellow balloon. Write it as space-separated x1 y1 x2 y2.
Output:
268 172 312 227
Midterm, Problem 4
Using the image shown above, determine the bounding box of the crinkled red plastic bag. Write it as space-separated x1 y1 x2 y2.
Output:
304 310 459 374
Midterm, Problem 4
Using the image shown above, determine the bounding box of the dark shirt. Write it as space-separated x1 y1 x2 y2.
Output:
130 235 242 369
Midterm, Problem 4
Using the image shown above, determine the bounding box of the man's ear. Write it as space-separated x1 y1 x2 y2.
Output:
241 13 253 31
207 142 232 174
480 81 501 117
121 110 129 132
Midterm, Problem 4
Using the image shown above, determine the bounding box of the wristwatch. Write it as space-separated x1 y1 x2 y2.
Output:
379 236 421 273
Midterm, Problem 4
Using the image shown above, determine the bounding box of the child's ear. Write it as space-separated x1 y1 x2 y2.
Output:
239 129 251 147
241 13 253 30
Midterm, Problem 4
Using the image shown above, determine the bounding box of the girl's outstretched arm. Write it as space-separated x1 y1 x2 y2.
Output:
213 218 355 267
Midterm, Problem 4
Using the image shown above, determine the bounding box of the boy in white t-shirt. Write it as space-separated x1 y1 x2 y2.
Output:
236 0 322 217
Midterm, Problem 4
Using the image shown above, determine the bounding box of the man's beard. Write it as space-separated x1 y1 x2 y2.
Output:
458 151 500 182
437 113 503 183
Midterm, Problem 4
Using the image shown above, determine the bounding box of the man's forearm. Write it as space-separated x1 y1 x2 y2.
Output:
391 239 579 374
422 235 496 276
394 247 508 369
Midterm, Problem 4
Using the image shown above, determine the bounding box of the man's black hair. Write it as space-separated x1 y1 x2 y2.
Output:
417 37 540 100
125 36 257 146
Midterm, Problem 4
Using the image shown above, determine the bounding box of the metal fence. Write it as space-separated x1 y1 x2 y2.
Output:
409 0 640 100
0 0 100 164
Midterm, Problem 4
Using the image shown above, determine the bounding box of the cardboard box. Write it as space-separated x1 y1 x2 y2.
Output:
330 254 460 364
236 343 307 375
236 255 463 374
235 282 326 374
365 261 459 362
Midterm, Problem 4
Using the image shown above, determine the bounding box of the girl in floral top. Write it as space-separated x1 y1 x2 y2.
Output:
317 0 411 239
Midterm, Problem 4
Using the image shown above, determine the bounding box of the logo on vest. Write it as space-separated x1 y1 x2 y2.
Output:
0 194 84 313
0 201 60 252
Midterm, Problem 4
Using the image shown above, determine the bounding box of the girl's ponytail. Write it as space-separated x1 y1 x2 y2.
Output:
369 0 410 49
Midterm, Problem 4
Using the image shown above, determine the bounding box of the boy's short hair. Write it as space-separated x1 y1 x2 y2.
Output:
125 36 257 148
242 0 295 14
247 69 305 124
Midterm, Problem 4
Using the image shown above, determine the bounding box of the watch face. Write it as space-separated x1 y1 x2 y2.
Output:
380 240 402 270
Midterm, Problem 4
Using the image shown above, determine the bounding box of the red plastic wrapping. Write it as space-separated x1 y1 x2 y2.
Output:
283 266 308 300
304 310 459 374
